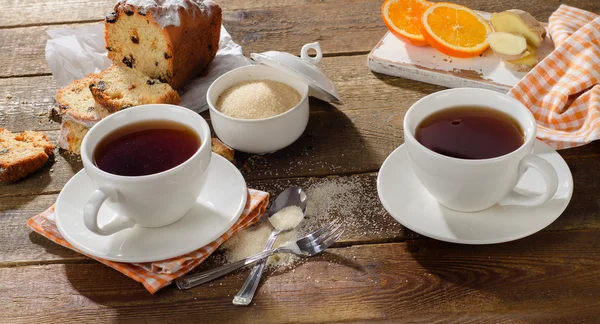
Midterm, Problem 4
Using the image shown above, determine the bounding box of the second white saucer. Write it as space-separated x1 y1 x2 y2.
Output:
377 140 573 244
55 153 248 263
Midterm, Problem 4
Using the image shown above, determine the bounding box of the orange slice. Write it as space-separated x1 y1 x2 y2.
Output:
382 0 431 46
420 2 492 58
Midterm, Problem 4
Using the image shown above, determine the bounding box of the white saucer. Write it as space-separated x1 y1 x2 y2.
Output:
377 140 573 244
55 153 247 262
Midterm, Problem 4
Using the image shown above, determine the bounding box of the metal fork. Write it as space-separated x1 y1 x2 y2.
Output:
175 219 344 290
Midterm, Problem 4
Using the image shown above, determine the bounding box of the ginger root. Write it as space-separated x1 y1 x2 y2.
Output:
490 9 546 48
486 32 528 60
504 45 539 72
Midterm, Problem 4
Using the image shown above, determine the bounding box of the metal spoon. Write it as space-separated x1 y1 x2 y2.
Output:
232 186 307 306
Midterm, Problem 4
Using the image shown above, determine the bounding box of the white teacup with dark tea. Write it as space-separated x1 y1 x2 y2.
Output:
404 88 559 212
81 104 212 236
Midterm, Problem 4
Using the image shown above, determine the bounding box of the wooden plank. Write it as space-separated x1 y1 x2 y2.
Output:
1 231 600 322
0 55 444 132
1 104 600 197
5 0 600 30
450 0 600 21
2 55 599 164
1 55 598 166
0 104 405 197
2 0 600 78
1 0 108 28
0 25 54 77
0 194 84 264
0 0 316 28
0 106 382 196
4 160 600 265
0 0 386 78
2 173 413 264
4 0 598 29
0 75 58 132
559 139 600 159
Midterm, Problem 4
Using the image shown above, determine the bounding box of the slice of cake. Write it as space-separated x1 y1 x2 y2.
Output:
56 74 112 128
0 129 55 182
211 138 235 162
89 64 180 112
104 0 221 89
58 120 90 155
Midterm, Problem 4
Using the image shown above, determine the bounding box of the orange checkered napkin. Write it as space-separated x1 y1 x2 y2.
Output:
508 5 600 149
27 189 269 294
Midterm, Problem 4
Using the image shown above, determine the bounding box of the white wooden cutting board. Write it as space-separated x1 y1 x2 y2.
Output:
368 12 555 93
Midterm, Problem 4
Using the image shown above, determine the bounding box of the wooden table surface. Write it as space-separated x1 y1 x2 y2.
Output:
2 0 600 322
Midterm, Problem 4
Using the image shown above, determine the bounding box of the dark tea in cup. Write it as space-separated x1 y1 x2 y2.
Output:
415 106 524 160
93 120 201 176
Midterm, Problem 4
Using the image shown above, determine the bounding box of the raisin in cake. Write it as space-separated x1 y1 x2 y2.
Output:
89 64 180 112
105 0 221 89
0 129 55 182
56 74 111 128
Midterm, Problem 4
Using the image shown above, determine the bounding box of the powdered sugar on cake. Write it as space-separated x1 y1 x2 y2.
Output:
123 0 214 28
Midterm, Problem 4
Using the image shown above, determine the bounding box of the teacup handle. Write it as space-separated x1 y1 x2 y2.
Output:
500 155 559 207
83 187 136 236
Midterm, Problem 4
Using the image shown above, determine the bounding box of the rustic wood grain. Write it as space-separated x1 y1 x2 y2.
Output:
0 25 53 77
0 0 387 78
0 75 58 132
1 173 415 265
2 231 600 323
3 161 600 265
1 54 598 161
1 107 599 198
3 0 598 29
0 194 83 265
0 55 445 132
0 105 402 196
1 0 600 321
4 0 599 78
0 0 320 28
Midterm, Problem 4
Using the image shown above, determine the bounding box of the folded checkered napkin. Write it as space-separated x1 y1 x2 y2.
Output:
27 189 269 294
509 5 600 149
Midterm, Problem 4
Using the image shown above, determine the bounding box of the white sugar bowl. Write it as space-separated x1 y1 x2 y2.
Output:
207 65 309 154
207 42 342 154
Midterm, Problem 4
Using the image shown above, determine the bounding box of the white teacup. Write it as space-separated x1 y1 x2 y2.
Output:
81 104 212 235
404 88 559 212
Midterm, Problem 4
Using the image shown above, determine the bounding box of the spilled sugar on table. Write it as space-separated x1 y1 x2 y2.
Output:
1 0 600 322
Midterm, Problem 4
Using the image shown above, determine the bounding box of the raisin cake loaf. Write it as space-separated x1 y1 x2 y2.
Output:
89 64 180 112
0 129 55 182
105 0 222 89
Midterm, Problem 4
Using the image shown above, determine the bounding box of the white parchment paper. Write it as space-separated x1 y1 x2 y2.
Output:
45 24 249 113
